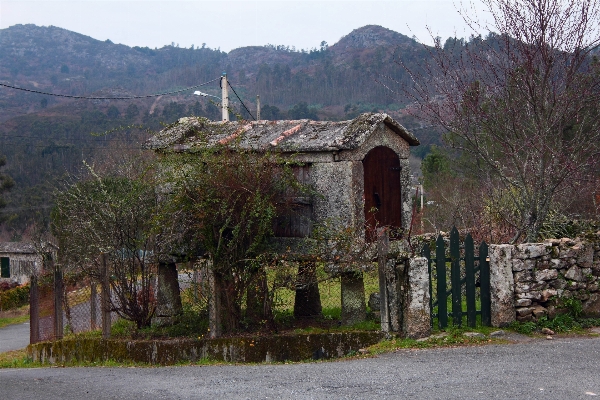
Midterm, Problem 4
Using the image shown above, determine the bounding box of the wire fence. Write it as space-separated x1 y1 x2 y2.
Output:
30 267 116 344
30 258 382 344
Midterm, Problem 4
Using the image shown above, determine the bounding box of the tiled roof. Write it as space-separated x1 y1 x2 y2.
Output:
145 112 419 152
0 242 36 254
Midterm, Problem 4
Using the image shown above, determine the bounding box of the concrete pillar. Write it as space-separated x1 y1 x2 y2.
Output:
489 244 516 327
403 257 431 339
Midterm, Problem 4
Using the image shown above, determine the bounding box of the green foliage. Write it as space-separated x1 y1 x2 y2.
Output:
158 124 306 332
0 284 29 310
261 105 282 120
562 297 583 319
288 102 319 120
0 155 15 214
421 145 452 190
106 105 120 119
510 298 600 334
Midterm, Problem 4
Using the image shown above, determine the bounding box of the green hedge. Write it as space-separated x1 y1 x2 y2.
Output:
0 284 30 310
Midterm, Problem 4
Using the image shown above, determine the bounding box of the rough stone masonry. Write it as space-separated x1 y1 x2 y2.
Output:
489 233 600 325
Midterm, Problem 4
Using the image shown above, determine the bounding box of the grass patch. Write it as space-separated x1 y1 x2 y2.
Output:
0 313 29 329
0 349 38 368
0 305 29 329
366 325 496 355
510 315 600 335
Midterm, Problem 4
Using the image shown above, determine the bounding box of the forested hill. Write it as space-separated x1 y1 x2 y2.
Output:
0 24 431 120
0 23 439 239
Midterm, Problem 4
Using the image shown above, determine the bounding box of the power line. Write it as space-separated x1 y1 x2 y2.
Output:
0 77 221 100
227 81 256 120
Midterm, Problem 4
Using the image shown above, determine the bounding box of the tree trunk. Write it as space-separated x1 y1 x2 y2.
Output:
341 271 366 325
293 262 322 318
246 267 271 329
213 271 240 334
155 262 183 326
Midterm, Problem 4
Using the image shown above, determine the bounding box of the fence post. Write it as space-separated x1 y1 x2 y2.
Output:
377 229 390 335
450 227 462 326
29 274 39 344
90 281 97 330
101 253 111 339
52 254 64 340
435 234 447 329
465 234 476 327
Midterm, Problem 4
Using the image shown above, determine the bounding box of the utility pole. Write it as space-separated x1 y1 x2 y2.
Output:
256 95 261 121
221 72 229 122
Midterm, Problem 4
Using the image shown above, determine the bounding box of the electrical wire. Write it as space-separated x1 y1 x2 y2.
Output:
227 81 256 120
0 77 221 100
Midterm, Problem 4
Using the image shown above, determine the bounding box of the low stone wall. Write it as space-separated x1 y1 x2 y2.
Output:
491 234 600 323
27 331 384 365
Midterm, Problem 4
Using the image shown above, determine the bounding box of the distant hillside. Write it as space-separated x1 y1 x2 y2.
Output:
0 23 442 239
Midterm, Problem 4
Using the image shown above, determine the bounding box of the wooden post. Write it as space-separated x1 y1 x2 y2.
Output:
450 227 462 326
52 254 64 340
101 253 111 339
436 234 447 329
29 275 39 344
90 281 97 330
465 234 476 327
377 228 390 335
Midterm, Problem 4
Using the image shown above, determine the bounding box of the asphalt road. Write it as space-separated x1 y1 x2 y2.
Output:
1 336 600 399
0 321 30 353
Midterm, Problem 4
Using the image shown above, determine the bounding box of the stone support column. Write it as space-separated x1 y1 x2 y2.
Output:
489 244 516 327
155 261 183 326
402 257 430 339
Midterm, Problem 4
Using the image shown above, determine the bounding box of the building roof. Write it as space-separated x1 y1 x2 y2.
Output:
0 242 36 254
145 112 419 153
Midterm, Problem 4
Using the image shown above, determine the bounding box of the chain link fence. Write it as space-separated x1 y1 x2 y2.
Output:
30 263 115 344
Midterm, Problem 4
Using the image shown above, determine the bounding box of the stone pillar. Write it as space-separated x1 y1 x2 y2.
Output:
207 263 221 338
377 232 391 334
341 271 366 325
293 262 322 318
101 253 111 339
402 257 430 339
489 244 516 327
155 261 183 326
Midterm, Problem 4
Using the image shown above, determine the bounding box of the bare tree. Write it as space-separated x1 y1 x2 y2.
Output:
51 158 162 329
395 0 600 242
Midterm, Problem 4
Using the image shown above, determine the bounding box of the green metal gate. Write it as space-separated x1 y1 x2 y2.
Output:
422 227 491 329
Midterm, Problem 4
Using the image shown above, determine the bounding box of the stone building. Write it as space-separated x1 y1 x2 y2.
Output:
146 112 420 238
0 242 41 284
146 112 420 328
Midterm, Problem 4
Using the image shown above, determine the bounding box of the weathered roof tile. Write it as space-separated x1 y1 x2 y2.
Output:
145 112 419 152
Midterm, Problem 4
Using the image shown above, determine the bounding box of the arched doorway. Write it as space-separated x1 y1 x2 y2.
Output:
363 146 402 240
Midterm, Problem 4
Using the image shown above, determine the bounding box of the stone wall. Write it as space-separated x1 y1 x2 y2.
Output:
491 235 600 323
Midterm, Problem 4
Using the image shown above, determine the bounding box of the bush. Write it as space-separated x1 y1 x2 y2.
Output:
0 284 29 310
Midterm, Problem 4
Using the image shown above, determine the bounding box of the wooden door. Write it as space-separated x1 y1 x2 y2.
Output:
273 165 312 237
363 146 401 239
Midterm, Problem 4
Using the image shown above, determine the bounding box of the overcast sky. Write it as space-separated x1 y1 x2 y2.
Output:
0 1 488 52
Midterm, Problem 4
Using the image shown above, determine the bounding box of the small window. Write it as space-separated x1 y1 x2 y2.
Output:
0 257 9 278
